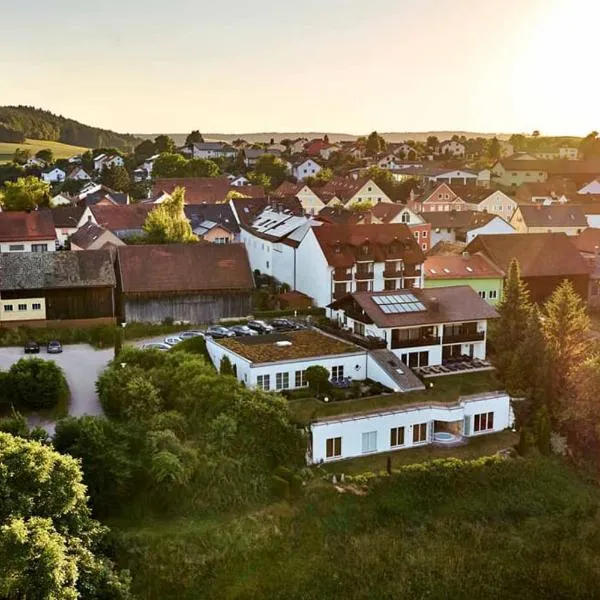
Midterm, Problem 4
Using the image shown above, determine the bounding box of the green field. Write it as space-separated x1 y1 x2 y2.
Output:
0 138 89 162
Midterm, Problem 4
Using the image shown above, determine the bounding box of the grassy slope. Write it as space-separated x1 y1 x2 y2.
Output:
0 138 89 162
111 456 600 599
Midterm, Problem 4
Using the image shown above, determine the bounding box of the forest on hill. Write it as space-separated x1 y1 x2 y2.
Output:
0 106 141 150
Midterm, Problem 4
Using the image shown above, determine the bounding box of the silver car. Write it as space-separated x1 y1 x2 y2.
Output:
142 342 171 351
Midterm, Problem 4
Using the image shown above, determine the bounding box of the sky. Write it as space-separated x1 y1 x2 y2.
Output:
1 0 598 136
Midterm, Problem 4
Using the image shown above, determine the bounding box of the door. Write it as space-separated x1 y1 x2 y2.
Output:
362 431 377 454
468 344 474 359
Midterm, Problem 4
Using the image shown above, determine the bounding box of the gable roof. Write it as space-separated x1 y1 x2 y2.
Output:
465 233 589 277
152 177 265 205
117 244 254 294
421 210 489 230
0 250 115 290
90 204 155 232
78 186 128 207
0 211 56 242
70 222 122 250
574 228 600 254
184 204 240 234
424 253 504 280
515 178 578 202
516 204 588 228
230 196 303 227
321 177 381 202
49 206 86 228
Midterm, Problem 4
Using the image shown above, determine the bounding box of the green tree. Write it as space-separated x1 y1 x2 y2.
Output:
186 130 204 145
6 358 68 410
220 355 234 375
1 175 50 210
487 137 501 160
35 148 54 163
154 134 176 154
306 365 331 396
365 131 387 156
100 164 130 192
151 152 188 178
0 432 132 598
542 280 591 417
579 131 600 159
143 186 197 243
247 171 271 188
187 157 220 177
134 138 156 163
12 147 31 164
365 165 398 200
253 154 289 188
123 375 162 423
426 135 439 149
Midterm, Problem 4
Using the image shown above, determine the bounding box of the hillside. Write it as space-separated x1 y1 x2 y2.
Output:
0 106 141 151
0 138 89 163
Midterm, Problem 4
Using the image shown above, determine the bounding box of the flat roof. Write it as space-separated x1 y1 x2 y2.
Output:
217 330 362 363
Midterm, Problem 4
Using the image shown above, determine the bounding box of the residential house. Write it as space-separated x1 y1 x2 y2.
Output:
431 169 479 186
491 158 549 187
275 181 336 215
377 154 404 170
243 148 268 168
510 204 587 236
0 211 57 253
475 189 517 219
319 143 341 160
369 203 431 252
90 204 155 239
465 232 590 302
93 154 124 172
409 183 471 213
515 178 577 204
0 250 116 324
184 204 240 243
25 157 46 168
190 142 237 160
292 158 322 181
50 206 89 246
394 144 417 159
289 138 309 154
574 228 600 306
424 253 505 305
560 146 580 160
438 140 466 157
321 177 392 208
304 139 330 158
67 167 91 182
229 175 250 187
41 167 66 184
579 199 600 228
70 222 125 251
78 184 129 207
422 211 515 246
330 286 497 370
578 179 600 195
116 243 254 323
153 177 265 205
50 192 76 208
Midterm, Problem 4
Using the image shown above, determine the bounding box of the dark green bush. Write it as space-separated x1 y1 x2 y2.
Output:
271 475 290 500
290 473 304 497
273 465 293 481
5 358 68 409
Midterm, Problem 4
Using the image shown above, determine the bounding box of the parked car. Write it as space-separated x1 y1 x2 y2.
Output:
46 340 63 354
229 325 258 337
206 326 236 339
270 318 298 331
247 320 273 334
164 336 183 346
142 342 171 351
24 341 40 354
178 331 205 339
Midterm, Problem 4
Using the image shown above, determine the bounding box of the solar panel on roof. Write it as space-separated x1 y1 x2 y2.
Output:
371 292 426 314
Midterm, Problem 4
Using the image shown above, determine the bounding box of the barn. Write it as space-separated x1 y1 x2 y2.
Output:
116 244 254 324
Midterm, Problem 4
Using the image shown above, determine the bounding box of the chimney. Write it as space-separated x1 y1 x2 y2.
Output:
429 297 440 312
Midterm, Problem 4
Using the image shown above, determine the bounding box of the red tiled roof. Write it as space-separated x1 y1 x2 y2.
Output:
90 204 155 231
118 244 254 294
516 204 588 228
321 177 370 201
369 203 404 222
0 211 56 242
574 228 600 254
152 177 265 205
424 253 504 279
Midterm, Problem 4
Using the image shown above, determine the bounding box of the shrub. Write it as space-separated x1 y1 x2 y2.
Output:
290 473 304 497
219 356 233 375
6 358 68 410
271 475 290 500
274 465 293 481
306 366 331 396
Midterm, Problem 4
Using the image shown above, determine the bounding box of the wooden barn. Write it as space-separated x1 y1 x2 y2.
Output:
116 244 254 324
0 250 117 324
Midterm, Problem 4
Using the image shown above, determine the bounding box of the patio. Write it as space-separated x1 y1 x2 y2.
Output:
417 356 494 378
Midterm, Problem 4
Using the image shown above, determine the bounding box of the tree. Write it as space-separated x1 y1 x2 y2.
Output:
154 134 176 154
220 356 234 376
532 130 540 137
187 157 220 177
0 432 132 598
143 186 197 244
35 148 54 163
365 131 386 156
247 171 271 188
100 164 130 192
253 154 289 188
151 152 188 178
487 137 501 160
5 358 69 410
350 200 374 212
365 165 398 200
579 131 600 159
542 280 591 417
1 175 50 210
12 147 31 164
426 135 439 149
306 366 331 396
186 130 204 145
133 139 156 163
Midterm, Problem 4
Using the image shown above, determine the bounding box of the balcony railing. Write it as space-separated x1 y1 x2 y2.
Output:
333 269 352 281
392 336 441 349
333 289 349 300
355 270 374 281
383 268 403 278
316 322 387 350
442 331 485 344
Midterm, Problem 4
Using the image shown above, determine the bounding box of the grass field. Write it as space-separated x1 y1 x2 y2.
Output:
0 138 89 162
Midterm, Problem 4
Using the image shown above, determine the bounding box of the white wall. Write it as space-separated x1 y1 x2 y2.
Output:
429 227 456 247
295 228 332 308
293 160 322 180
466 217 515 244
477 191 517 219
310 392 512 463
0 239 56 252
586 215 600 228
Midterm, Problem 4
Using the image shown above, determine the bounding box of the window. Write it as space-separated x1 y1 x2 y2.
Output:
214 237 229 244
257 375 270 391
266 261 270 269
353 321 365 336
390 426 405 447
413 423 427 443
4 305 13 312
401 211 410 224
478 291 487 299
8 244 24 252
489 290 498 300
413 231 420 239
18 304 27 311
331 365 344 380
362 431 377 454
31 244 47 252
275 372 289 390
474 412 494 432
326 437 342 458
422 243 427 250
422 231 427 238
295 370 308 388
32 303 41 311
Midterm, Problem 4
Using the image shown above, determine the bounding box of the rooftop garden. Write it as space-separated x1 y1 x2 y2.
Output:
289 371 500 424
219 330 360 363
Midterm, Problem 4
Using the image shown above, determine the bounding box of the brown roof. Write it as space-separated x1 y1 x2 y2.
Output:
90 204 155 232
274 181 303 197
316 206 364 225
49 206 86 228
447 185 492 204
369 202 405 222
574 228 600 254
0 211 56 242
424 253 504 280
499 157 600 176
70 222 121 250
331 286 498 328
465 233 589 278
421 210 496 230
427 241 467 256
117 243 254 294
516 204 588 228
313 223 425 268
153 177 265 204
321 177 370 201
515 178 577 202
230 196 303 227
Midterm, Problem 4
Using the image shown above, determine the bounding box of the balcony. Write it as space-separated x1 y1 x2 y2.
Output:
442 331 485 344
333 289 349 300
392 336 441 349
316 322 387 350
383 267 403 278
333 268 352 282
355 270 374 281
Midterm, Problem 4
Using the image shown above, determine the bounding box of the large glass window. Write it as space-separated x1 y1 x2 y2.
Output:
275 372 289 390
326 437 342 458
390 427 405 447
412 423 427 443
257 375 270 391
474 412 494 432
361 431 377 454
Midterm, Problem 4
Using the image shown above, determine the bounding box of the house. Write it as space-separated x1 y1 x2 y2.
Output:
377 153 404 170
515 178 577 204
510 204 587 236
410 183 471 213
90 204 155 239
319 143 340 160
369 203 431 252
0 211 57 252
578 179 600 195
424 253 505 305
289 138 309 154
50 205 89 246
0 250 116 324
474 189 517 219
465 232 590 302
275 181 336 215
579 200 600 228
142 154 160 175
304 139 330 158
438 140 465 157
116 243 254 323
560 147 580 160
67 167 92 181
184 204 240 243
308 389 512 463
152 177 265 205
321 177 392 208
50 192 76 207
70 222 125 251
394 144 417 160
229 175 250 187
330 286 497 370
190 142 237 160
422 211 515 246
430 169 478 186
292 158 322 181
78 184 129 207
41 167 66 184
491 158 549 187
573 228 600 305
93 154 124 172
243 148 268 168
25 157 46 168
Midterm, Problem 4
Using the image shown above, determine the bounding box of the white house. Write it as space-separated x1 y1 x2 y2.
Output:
579 179 600 195
422 211 515 246
309 391 513 463
377 154 404 170
319 144 341 160
25 157 46 168
321 177 393 209
41 168 66 184
292 158 322 181
559 146 580 160
0 211 57 252
439 140 466 157
476 190 517 219
191 142 237 160
51 206 94 246
67 167 92 181
94 154 124 172
229 175 251 187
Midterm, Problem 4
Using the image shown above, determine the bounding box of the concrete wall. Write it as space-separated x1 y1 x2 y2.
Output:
425 278 503 305
0 297 46 321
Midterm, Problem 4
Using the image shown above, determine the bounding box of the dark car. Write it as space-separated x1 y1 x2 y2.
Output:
247 320 273 334
229 325 258 337
270 318 297 331
47 340 63 354
206 325 236 339
24 341 40 354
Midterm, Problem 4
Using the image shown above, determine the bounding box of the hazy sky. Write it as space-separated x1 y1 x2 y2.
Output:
1 0 597 135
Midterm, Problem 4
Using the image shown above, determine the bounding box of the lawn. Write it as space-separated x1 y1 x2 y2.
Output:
0 138 88 162
289 370 500 424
